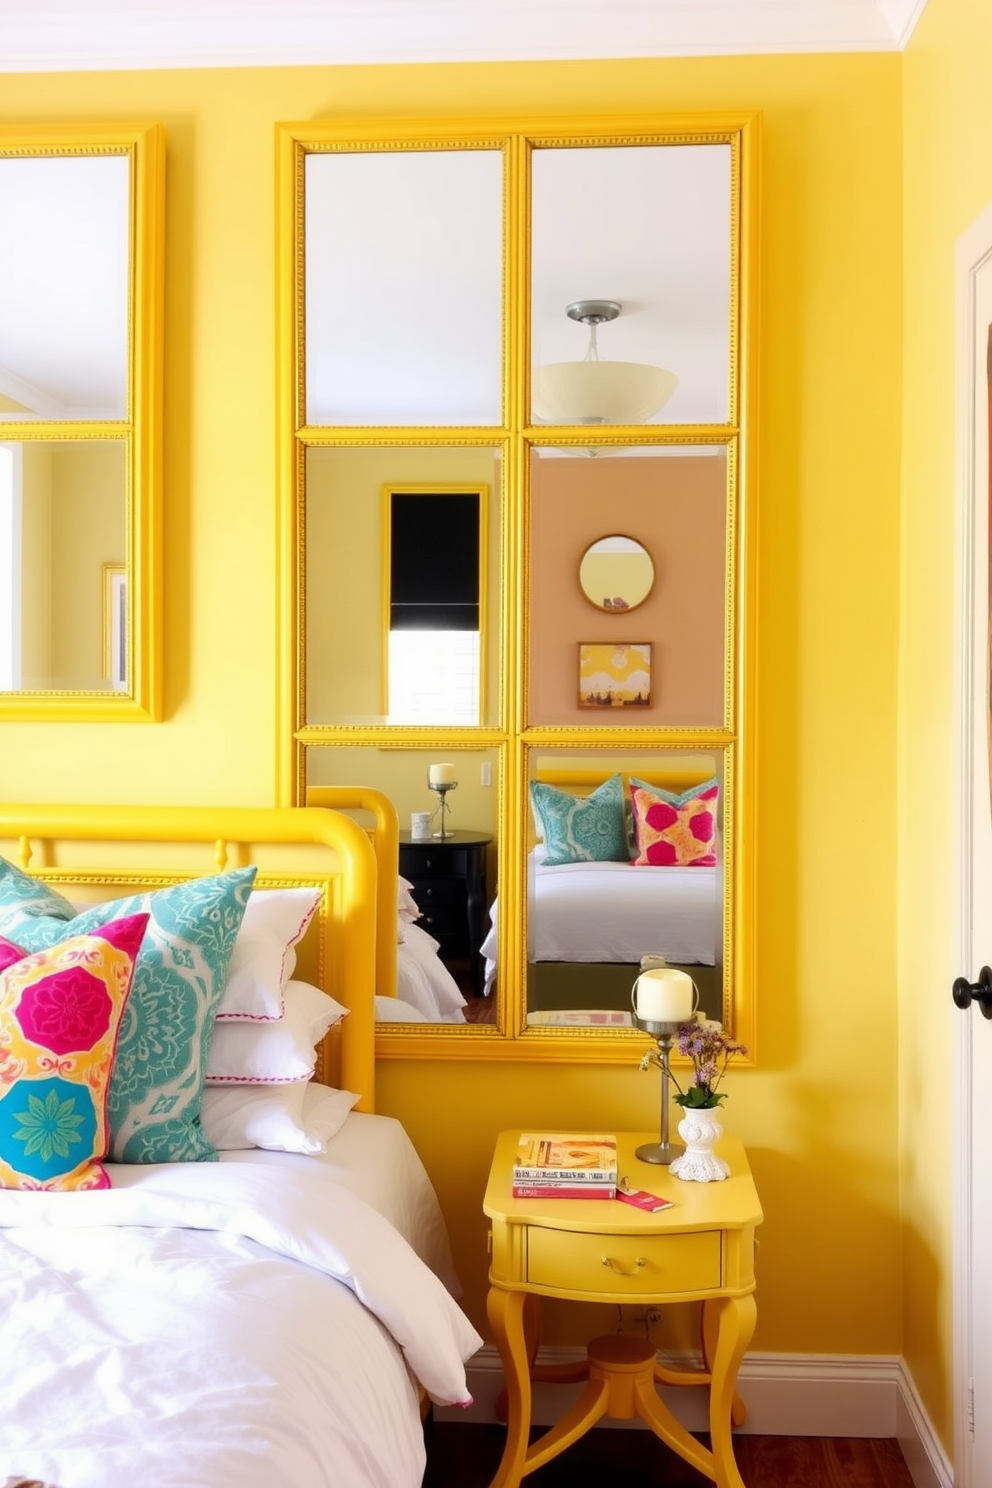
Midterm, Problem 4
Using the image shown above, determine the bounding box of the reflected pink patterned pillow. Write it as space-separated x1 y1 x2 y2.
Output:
0 913 148 1191
630 781 718 867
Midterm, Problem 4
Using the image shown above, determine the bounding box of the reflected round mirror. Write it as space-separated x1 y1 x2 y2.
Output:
578 534 654 613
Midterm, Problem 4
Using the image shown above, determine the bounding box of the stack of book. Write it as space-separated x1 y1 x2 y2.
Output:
511 1132 618 1199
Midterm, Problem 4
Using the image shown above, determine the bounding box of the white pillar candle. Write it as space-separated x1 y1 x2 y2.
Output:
429 762 456 785
632 967 695 1024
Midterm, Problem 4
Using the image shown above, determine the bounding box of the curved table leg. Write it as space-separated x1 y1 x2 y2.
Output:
705 1294 757 1488
703 1296 748 1427
486 1288 533 1488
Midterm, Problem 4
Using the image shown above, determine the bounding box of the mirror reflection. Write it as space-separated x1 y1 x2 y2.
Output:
305 448 501 727
0 124 164 719
579 534 654 613
306 744 500 1026
304 149 503 427
530 144 732 426
0 155 129 422
0 440 126 690
519 749 725 1029
283 113 752 1053
529 446 729 728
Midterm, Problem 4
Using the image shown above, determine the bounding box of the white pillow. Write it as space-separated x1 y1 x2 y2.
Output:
397 874 420 926
375 994 427 1023
201 1080 360 1153
215 887 322 1021
206 979 347 1084
399 921 468 1016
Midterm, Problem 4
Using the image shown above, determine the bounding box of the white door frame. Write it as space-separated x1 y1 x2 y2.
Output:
952 198 992 1488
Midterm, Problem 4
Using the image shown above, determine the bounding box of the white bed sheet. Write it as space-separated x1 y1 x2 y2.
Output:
482 855 718 992
0 1116 481 1488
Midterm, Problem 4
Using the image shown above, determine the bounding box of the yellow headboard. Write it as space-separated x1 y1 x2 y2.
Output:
306 786 399 1000
0 803 378 1109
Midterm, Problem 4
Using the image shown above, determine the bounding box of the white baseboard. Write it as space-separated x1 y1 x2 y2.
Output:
435 1346 954 1486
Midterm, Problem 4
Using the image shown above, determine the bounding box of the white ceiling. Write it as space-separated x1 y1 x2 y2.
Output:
0 0 928 74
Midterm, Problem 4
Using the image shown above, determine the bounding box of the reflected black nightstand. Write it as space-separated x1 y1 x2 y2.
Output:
398 830 492 998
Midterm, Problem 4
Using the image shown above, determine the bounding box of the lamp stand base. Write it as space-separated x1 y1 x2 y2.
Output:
635 1140 684 1165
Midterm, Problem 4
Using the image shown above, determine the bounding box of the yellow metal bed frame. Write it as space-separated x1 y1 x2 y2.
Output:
0 803 379 1109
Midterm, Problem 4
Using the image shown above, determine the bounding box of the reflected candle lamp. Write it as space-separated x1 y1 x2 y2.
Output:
427 763 458 840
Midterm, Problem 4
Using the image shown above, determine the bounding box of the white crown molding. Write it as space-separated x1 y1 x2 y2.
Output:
0 0 929 74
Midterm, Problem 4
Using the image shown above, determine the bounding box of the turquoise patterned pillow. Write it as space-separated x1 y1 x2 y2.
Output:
529 774 629 867
0 859 256 1164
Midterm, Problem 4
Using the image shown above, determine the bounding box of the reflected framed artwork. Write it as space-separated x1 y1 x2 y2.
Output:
578 642 652 708
103 564 126 690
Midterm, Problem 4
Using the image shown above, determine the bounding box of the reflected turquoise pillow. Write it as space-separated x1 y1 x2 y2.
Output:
0 859 256 1164
529 774 629 867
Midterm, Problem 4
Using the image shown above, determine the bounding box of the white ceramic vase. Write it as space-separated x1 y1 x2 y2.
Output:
669 1106 731 1182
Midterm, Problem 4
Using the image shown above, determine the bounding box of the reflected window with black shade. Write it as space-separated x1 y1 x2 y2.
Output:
385 485 486 724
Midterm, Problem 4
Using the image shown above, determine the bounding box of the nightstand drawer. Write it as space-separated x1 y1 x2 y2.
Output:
527 1227 721 1298
405 877 465 909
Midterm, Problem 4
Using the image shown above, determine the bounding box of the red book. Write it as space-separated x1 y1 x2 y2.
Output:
511 1182 616 1200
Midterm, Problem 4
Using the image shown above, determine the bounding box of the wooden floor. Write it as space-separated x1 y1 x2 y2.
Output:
422 1420 918 1487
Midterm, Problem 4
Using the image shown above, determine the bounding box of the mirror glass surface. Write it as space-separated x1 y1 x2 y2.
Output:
522 747 726 1029
0 439 126 690
530 144 732 426
304 150 503 426
529 445 728 728
0 125 164 719
306 744 500 1026
0 155 129 421
283 115 752 1055
579 534 654 613
305 446 501 727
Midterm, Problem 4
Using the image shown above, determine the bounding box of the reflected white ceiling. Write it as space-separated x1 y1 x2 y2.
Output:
0 0 928 73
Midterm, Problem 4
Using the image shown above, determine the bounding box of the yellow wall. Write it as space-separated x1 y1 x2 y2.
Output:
900 0 992 1447
3 44 949 1443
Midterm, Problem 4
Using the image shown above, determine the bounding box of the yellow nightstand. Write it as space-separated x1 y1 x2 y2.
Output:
483 1130 763 1488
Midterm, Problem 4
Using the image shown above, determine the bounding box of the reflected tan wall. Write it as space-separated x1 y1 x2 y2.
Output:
529 452 727 724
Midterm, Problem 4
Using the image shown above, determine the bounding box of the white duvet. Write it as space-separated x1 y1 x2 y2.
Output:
482 856 718 992
0 1160 482 1488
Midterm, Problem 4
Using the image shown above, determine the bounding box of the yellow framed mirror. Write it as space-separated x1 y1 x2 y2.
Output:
277 111 757 1062
0 122 165 721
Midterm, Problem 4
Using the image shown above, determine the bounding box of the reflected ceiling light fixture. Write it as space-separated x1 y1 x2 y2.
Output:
532 300 679 425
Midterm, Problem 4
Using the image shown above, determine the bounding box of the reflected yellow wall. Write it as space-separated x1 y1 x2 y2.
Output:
20 444 53 683
306 446 499 725
1 39 970 1454
50 442 125 686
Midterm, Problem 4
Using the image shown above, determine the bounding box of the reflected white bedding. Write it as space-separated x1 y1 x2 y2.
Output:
0 1118 481 1488
482 856 718 992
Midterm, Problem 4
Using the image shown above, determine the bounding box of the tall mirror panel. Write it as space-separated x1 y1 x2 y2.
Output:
280 113 754 1057
0 124 165 721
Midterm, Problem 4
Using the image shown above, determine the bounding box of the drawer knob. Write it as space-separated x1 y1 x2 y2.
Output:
601 1255 647 1276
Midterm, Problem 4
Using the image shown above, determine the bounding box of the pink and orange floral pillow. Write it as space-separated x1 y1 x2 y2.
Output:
0 913 148 1191
629 779 718 867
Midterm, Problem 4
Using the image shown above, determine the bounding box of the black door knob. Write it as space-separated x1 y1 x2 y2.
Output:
952 966 992 1019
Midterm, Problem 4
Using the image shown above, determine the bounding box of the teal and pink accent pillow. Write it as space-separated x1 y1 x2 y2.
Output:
629 778 719 867
529 774 629 867
0 913 149 1191
0 859 256 1165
